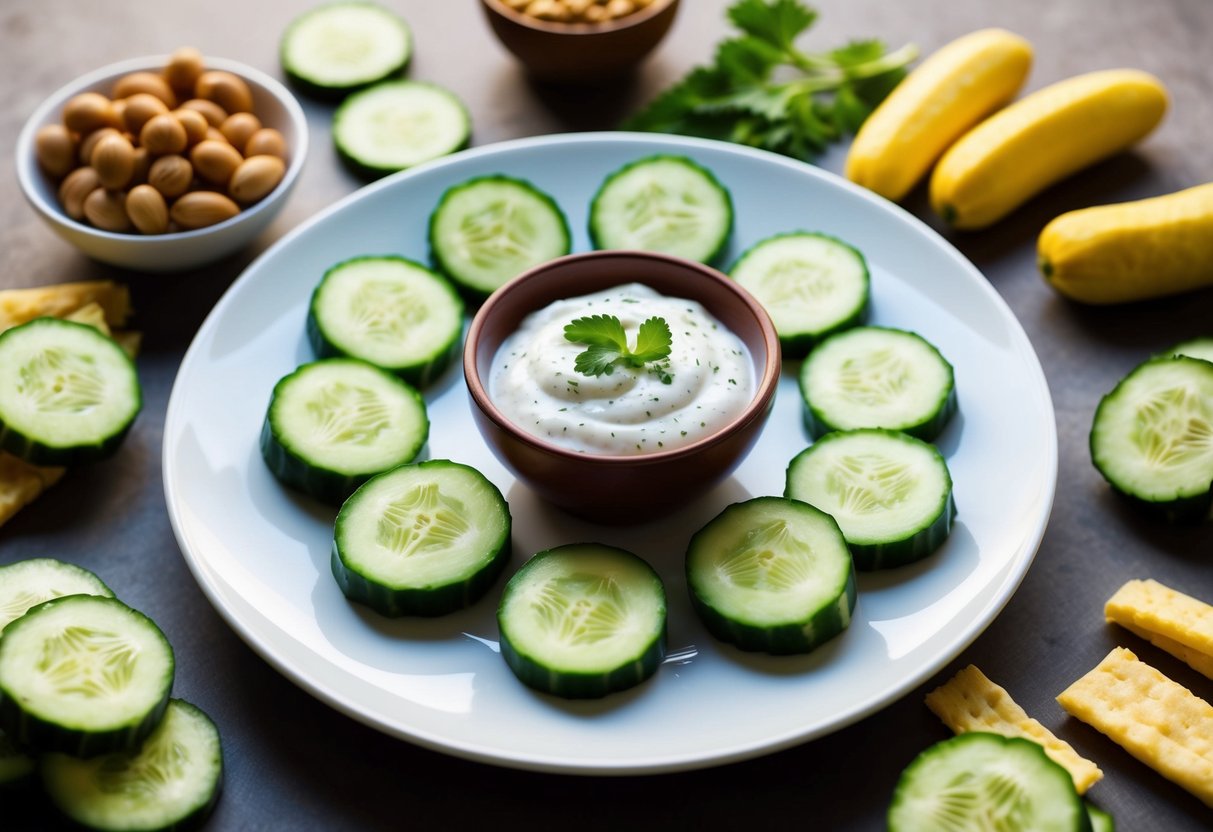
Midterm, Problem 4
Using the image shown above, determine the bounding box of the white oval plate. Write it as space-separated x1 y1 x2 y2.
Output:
164 133 1056 774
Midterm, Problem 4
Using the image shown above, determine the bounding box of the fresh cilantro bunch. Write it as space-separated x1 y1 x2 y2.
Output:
625 0 917 161
564 314 674 383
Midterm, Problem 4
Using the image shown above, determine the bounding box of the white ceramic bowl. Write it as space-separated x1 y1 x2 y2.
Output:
16 55 308 272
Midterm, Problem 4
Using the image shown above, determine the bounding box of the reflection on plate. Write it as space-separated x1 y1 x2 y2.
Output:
163 133 1056 774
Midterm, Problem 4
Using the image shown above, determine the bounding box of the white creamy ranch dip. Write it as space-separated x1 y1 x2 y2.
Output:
490 283 753 455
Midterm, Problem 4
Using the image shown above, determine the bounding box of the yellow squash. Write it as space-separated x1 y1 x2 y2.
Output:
845 28 1032 202
930 69 1168 230
1039 182 1213 304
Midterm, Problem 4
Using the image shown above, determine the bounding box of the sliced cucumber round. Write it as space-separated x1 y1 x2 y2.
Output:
498 543 666 699
1090 355 1213 522
589 155 734 264
730 232 870 358
888 733 1090 832
333 80 470 179
785 429 955 571
0 595 174 758
686 496 856 655
281 2 412 99
0 558 115 634
1166 336 1213 364
332 460 511 616
428 175 571 300
42 699 223 832
0 318 141 466
308 255 464 388
799 326 957 442
260 358 429 505
0 729 34 787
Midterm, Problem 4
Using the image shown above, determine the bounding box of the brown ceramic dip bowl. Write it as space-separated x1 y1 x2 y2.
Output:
464 250 780 523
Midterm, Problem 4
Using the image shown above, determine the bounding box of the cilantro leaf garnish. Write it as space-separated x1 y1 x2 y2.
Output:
565 314 674 381
624 0 917 161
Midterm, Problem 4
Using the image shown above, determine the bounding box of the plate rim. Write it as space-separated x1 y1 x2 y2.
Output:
163 131 1058 774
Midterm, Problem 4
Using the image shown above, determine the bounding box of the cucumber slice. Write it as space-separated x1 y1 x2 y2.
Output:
0 558 115 634
332 460 511 616
685 496 856 655
0 318 141 466
308 255 464 388
498 543 666 699
1167 336 1213 364
0 729 34 787
888 733 1091 832
260 358 429 505
799 326 957 442
589 155 734 264
0 595 173 758
785 429 955 571
281 2 412 99
42 699 223 832
1086 803 1115 832
333 80 470 179
1090 356 1213 522
428 175 571 300
730 232 870 358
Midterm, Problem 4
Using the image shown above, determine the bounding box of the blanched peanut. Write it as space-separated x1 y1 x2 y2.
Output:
172 108 209 146
525 0 570 21
195 71 253 114
113 72 177 108
58 166 101 220
171 191 240 229
165 47 204 97
147 154 193 199
83 188 132 232
229 155 285 204
35 125 76 178
63 92 120 135
130 147 151 186
126 184 169 234
122 93 169 135
220 112 261 151
191 139 243 185
180 98 228 128
140 113 188 156
604 0 636 18
244 127 286 159
91 133 136 190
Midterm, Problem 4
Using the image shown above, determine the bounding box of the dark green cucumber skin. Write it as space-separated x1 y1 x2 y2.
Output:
0 597 174 759
280 3 412 101
497 545 666 699
1090 356 1213 523
729 231 871 360
306 255 465 389
42 699 224 832
588 154 734 267
0 318 142 466
888 733 1092 832
331 461 512 617
333 81 470 181
785 429 956 571
427 174 571 304
799 326 957 442
259 359 429 505
686 497 857 655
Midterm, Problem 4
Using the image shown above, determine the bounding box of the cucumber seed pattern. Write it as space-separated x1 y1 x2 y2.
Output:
718 521 815 592
306 382 391 446
2 590 58 631
1132 385 1213 471
825 453 917 514
837 348 912 406
37 626 138 699
757 259 837 309
623 180 703 250
928 769 1033 832
459 200 538 272
531 574 629 646
19 348 105 413
376 483 469 557
350 280 425 344
96 734 189 799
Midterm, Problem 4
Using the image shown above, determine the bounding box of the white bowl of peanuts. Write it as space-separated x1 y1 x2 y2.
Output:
16 49 307 272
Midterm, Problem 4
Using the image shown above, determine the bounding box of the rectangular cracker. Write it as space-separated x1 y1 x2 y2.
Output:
0 454 65 528
1116 618 1213 680
1057 646 1213 808
926 664 1103 793
1106 579 1213 658
0 280 131 333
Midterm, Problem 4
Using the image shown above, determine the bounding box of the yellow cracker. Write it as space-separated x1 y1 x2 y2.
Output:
926 664 1102 793
1057 646 1213 808
1106 579 1213 657
0 453 65 528
62 302 141 358
0 281 131 333
1117 619 1213 680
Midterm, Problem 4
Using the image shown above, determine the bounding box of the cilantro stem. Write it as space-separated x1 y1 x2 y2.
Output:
782 43 919 92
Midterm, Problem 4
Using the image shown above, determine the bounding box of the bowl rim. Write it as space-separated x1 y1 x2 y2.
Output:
480 0 678 34
15 53 309 244
464 249 781 466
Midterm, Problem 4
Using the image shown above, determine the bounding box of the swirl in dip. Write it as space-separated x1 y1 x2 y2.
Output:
489 283 753 455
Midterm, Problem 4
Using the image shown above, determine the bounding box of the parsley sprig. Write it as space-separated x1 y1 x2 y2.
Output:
564 314 674 383
625 0 917 161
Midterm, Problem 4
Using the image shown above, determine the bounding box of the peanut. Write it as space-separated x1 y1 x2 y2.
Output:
83 188 132 232
196 71 253 114
91 133 136 190
35 125 76 178
140 113 188 156
165 47 204 98
58 167 101 220
147 154 193 199
191 140 243 186
244 128 286 159
171 191 240 229
229 155 285 204
63 92 120 135
126 184 170 234
113 72 177 108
